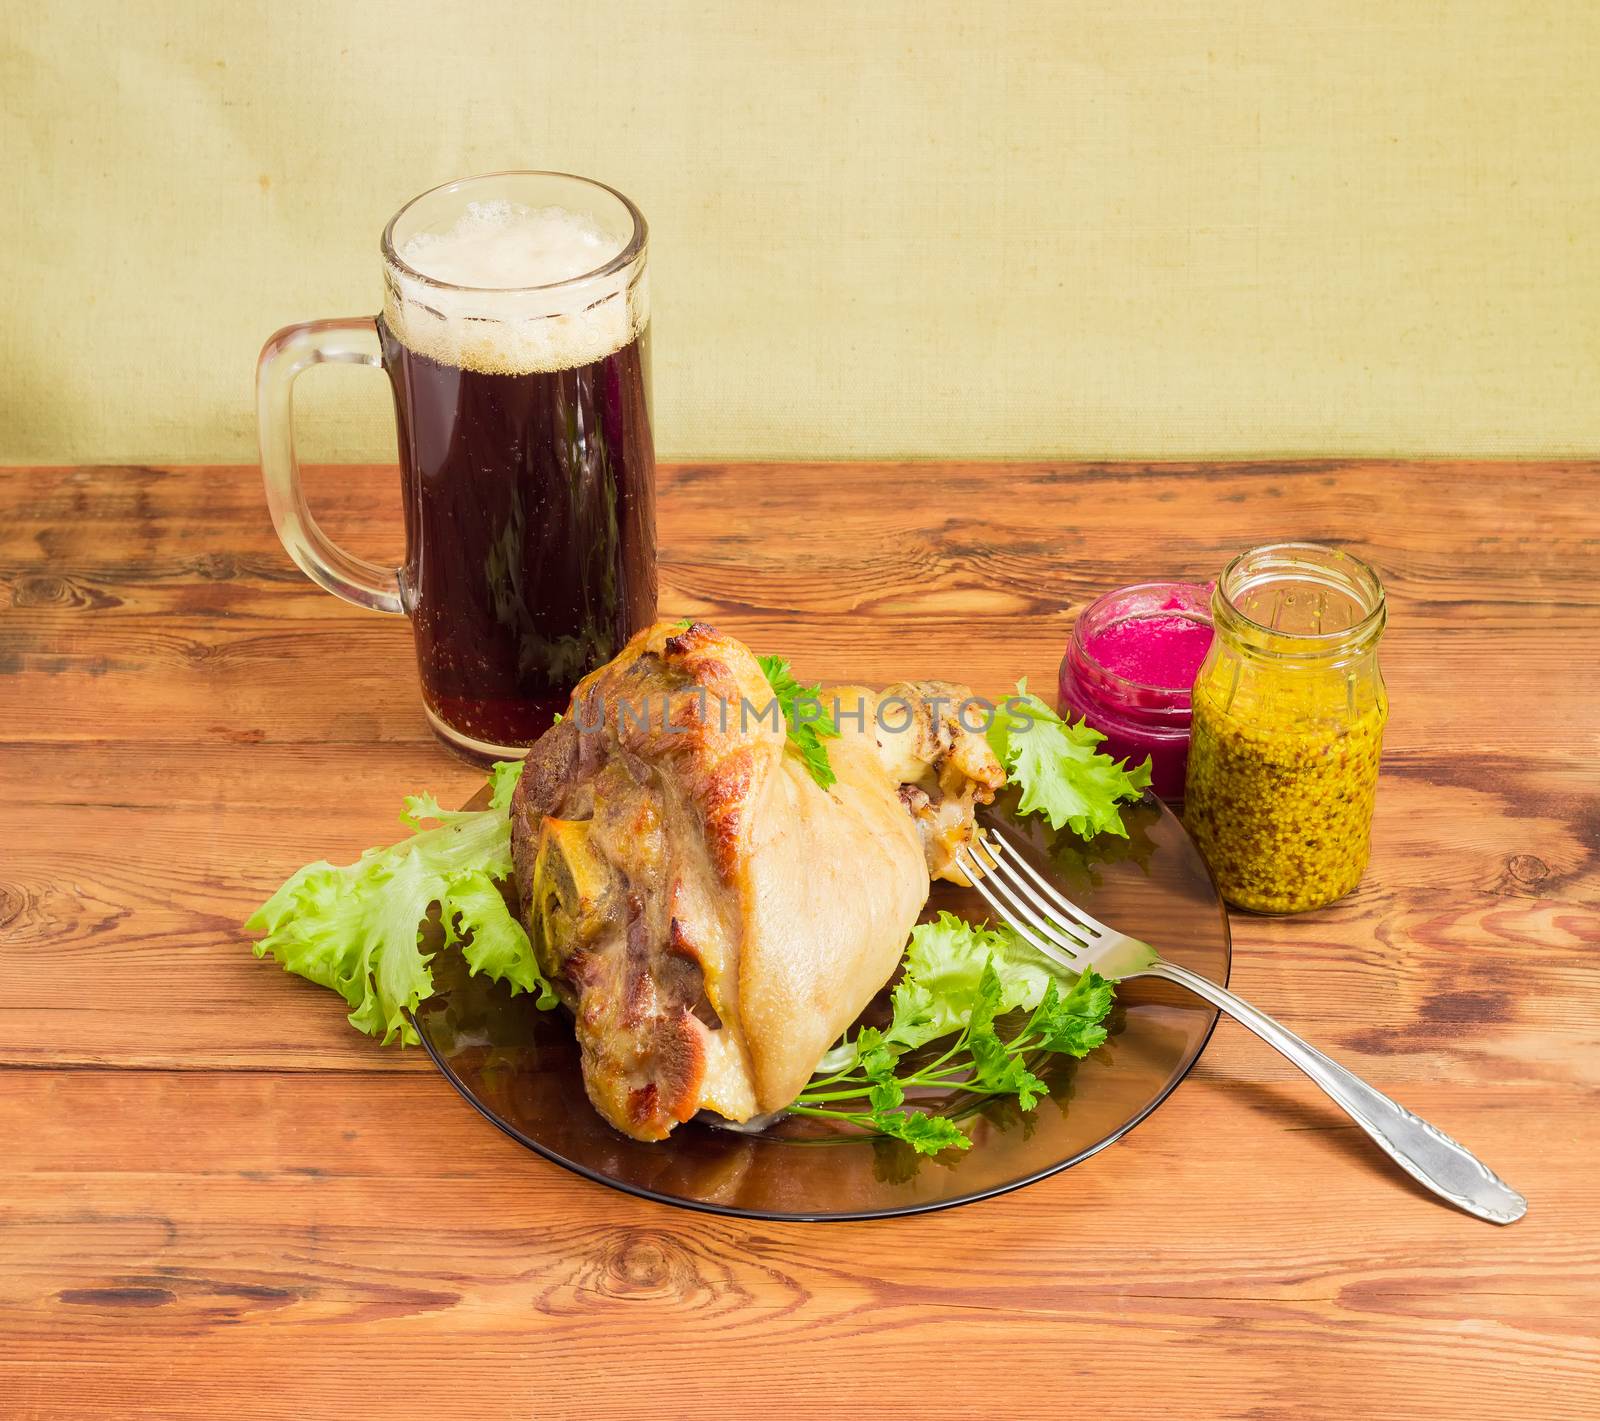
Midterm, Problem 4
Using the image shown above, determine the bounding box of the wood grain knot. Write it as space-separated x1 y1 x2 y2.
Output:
0 881 26 930
598 1231 692 1297
1505 854 1550 888
10 573 122 610
1492 851 1560 898
191 552 242 581
12 574 68 605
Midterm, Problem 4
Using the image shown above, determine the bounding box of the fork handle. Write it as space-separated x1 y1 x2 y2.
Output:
1147 959 1527 1225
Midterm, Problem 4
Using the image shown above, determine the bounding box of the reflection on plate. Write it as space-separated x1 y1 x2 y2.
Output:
413 790 1229 1220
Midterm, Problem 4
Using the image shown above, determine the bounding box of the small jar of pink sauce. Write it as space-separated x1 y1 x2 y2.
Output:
1058 582 1214 801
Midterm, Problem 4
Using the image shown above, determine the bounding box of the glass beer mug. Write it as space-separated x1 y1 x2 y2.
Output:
257 171 657 762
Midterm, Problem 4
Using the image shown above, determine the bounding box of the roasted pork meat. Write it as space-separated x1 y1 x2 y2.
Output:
510 621 1003 1141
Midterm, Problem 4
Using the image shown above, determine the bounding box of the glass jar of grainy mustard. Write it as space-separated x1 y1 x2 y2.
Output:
1183 543 1387 914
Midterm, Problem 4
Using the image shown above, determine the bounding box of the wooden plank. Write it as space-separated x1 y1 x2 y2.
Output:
4 463 1599 747
0 893 1592 1078
0 1071 1594 1421
0 749 1594 1072
1 461 1597 1420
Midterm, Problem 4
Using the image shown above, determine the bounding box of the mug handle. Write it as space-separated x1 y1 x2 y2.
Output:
256 317 405 614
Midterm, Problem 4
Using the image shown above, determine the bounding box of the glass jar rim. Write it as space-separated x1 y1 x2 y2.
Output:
1069 580 1213 696
1216 542 1385 650
380 169 648 296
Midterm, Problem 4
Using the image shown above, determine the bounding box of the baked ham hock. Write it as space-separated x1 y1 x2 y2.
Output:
510 621 1003 1142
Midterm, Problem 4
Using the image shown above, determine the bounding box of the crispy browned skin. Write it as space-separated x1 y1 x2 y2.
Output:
512 621 776 1138
511 621 1002 1142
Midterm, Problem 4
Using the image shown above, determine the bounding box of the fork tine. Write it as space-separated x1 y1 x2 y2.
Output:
979 828 1118 943
953 844 1081 972
955 842 1083 968
973 838 1096 953
966 837 1089 953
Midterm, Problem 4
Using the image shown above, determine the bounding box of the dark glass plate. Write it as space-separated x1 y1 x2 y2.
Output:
414 789 1230 1220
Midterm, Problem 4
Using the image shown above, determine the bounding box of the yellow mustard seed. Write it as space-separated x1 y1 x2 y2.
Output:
1183 543 1389 914
1184 688 1385 914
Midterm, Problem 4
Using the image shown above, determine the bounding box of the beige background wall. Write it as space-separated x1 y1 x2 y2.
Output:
3 0 1597 464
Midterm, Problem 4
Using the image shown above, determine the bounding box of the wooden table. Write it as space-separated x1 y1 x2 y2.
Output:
2 461 1597 1420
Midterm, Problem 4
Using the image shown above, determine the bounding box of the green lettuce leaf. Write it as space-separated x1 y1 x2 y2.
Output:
986 678 1152 839
487 758 525 810
884 910 1057 1050
247 766 552 1045
442 869 557 1009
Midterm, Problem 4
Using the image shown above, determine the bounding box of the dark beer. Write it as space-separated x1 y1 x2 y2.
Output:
379 196 655 756
380 323 655 750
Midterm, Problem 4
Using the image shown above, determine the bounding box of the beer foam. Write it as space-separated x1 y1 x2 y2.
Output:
384 200 647 375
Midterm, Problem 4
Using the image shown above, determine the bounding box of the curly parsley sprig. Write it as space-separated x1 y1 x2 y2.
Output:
757 654 841 790
792 915 1115 1154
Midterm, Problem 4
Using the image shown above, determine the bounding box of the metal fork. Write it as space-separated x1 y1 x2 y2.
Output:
954 828 1527 1225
